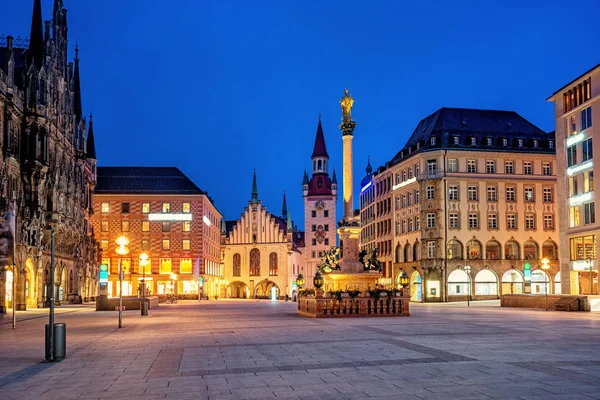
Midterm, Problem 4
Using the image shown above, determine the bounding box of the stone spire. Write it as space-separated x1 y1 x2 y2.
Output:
28 0 44 70
311 117 329 159
251 169 258 204
287 208 293 233
282 191 288 220
73 46 83 122
86 113 96 159
332 169 338 184
302 170 309 185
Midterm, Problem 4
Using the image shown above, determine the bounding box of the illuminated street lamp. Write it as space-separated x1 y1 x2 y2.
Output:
139 252 149 316
169 272 177 300
313 270 324 289
296 273 304 289
115 236 130 328
541 258 550 311
399 271 410 288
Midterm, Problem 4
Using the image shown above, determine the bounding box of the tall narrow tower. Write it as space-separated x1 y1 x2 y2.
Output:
303 117 337 284
337 89 362 272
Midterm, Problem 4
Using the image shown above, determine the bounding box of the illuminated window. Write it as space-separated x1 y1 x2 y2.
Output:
102 258 112 274
162 239 170 251
182 221 191 232
183 203 191 213
101 220 109 232
233 253 241 276
100 240 108 251
160 258 172 274
524 187 534 202
180 258 192 274
142 221 150 232
182 239 191 251
430 137 436 145
141 239 150 251
142 202 150 213
470 137 476 145
269 252 278 276
584 171 594 192
569 235 596 261
487 137 492 146
448 159 458 172
569 176 579 197
121 258 131 274
570 206 580 227
453 136 459 144
101 202 110 213
162 203 170 213
121 221 129 232
249 248 260 276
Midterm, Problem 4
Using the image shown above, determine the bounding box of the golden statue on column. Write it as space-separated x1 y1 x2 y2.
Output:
340 89 354 121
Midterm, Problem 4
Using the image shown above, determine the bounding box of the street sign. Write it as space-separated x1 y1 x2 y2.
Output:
198 276 204 287
99 264 108 284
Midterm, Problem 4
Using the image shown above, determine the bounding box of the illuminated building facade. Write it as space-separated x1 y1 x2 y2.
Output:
360 108 559 302
221 171 304 299
92 167 222 299
0 0 99 311
548 65 599 295
302 118 337 285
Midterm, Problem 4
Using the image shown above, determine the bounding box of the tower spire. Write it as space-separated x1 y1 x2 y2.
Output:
366 156 372 176
287 208 293 233
311 118 329 159
251 170 258 204
282 191 288 220
28 0 44 70
86 113 96 159
332 169 338 184
73 45 83 122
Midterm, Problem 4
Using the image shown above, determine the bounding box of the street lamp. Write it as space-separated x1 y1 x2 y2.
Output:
296 273 304 289
313 270 324 289
115 236 130 328
541 258 550 311
464 265 471 307
169 272 177 301
587 257 593 295
399 271 410 288
139 252 149 316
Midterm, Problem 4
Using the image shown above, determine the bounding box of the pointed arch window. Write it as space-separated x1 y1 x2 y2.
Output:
233 253 241 276
269 252 278 276
249 249 260 276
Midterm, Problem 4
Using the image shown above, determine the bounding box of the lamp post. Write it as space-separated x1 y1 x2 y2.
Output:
139 252 149 316
587 257 593 295
296 273 304 289
399 271 410 288
115 236 129 328
464 265 471 307
541 258 550 311
169 272 177 301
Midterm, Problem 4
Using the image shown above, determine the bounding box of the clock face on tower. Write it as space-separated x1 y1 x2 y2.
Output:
315 200 325 210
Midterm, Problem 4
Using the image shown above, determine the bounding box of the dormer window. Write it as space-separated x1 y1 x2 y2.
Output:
430 137 437 145
453 136 459 145
487 137 492 146
518 139 523 148
470 137 476 145
502 138 508 147
549 140 554 149
533 140 538 148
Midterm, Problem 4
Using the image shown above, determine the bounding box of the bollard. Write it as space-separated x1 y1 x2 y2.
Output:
45 323 67 362
141 302 148 316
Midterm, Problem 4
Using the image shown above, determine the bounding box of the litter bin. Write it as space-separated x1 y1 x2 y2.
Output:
45 323 66 362
141 302 148 316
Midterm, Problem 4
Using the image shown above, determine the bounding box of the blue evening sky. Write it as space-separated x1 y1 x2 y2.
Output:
2 0 600 227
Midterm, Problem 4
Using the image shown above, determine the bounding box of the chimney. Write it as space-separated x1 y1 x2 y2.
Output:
6 35 13 51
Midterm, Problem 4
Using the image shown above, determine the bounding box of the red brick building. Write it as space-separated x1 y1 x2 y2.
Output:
91 167 222 299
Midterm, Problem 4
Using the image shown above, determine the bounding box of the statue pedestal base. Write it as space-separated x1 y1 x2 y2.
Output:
322 272 382 293
337 223 361 273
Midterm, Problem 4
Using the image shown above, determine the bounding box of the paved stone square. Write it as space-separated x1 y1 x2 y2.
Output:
1 300 600 400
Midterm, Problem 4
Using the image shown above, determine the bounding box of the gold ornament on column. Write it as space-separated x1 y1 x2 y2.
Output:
340 89 354 121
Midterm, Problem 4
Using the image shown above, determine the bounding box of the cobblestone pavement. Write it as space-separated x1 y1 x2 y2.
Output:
1 300 600 400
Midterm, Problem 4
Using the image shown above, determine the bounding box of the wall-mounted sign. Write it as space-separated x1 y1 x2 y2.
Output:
148 213 192 222
573 260 594 271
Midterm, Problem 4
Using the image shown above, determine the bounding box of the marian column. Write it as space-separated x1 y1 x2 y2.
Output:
337 89 362 273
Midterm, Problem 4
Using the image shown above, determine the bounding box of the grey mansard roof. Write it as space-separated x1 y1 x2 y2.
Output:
95 167 204 195
389 107 554 167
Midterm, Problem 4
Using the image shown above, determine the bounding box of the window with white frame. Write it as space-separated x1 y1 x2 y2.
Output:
402 194 406 208
408 218 413 232
488 214 498 229
470 137 477 145
448 158 458 172
543 187 553 202
402 220 407 234
584 171 594 192
487 137 492 146
408 192 413 206
506 186 516 202
523 161 533 175
524 187 534 202
427 241 436 258
468 213 479 229
544 215 554 230
408 167 413 179
467 159 477 173
453 136 459 144
518 139 523 147
415 189 420 203
486 160 496 174
542 162 551 176
415 216 420 230
448 185 459 201
584 202 595 224
427 160 437 177
525 214 535 229
487 186 497 201
449 213 459 229
415 163 420 177
426 185 435 200
101 202 110 213
430 137 437 145
549 140 554 149
533 140 538 148
427 213 436 228
395 196 400 210
468 185 478 201
502 138 508 147
505 161 514 174
507 214 517 229
402 170 407 182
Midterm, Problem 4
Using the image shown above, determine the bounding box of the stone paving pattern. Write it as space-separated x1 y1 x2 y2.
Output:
1 300 600 399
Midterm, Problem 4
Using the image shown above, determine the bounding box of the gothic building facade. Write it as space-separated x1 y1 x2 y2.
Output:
0 0 99 311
